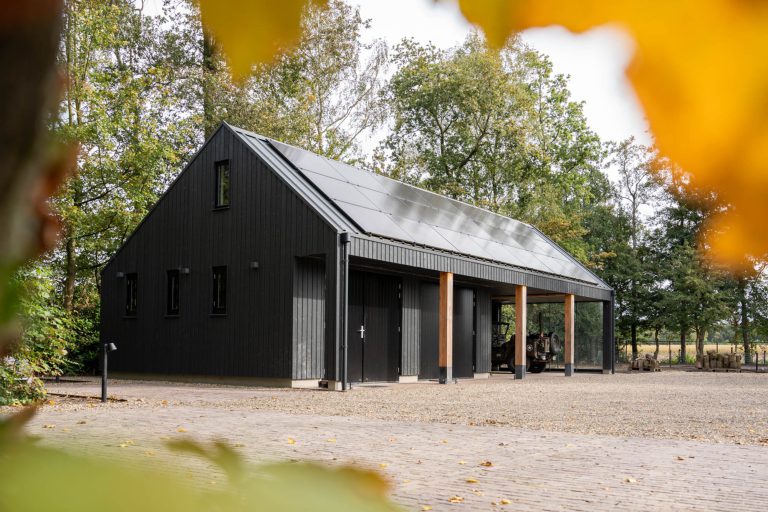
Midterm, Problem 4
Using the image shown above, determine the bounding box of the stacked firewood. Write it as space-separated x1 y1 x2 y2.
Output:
631 353 661 371
698 351 742 370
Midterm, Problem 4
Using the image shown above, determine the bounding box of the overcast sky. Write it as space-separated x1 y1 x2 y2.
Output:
352 0 650 145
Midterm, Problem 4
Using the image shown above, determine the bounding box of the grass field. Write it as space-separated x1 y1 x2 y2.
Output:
621 342 768 363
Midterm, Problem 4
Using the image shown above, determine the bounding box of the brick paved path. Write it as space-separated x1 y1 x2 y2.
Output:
23 386 768 512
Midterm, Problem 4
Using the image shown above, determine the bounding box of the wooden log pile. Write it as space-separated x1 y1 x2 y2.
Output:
631 353 661 371
697 351 742 370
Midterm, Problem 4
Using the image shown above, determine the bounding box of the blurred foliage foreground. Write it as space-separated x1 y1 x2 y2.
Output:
0 408 400 512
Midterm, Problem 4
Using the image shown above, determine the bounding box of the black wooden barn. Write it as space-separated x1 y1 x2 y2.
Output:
101 123 615 389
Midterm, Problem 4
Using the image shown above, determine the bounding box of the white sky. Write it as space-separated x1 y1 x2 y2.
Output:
352 0 650 145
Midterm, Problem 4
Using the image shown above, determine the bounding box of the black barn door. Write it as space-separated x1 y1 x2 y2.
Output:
453 287 475 378
347 271 401 383
419 282 439 379
347 273 365 383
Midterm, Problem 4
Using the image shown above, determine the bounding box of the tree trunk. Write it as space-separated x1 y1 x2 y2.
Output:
738 276 751 364
630 323 638 360
680 329 686 364
63 235 76 313
654 328 659 359
695 327 704 359
202 27 217 138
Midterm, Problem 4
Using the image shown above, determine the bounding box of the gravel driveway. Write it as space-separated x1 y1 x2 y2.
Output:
31 369 768 446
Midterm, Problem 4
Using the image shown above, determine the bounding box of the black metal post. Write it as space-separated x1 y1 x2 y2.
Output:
339 232 351 391
101 342 117 402
101 344 108 403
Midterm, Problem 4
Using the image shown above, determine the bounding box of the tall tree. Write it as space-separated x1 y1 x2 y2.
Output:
200 0 388 160
381 35 607 261
607 138 658 359
53 0 199 315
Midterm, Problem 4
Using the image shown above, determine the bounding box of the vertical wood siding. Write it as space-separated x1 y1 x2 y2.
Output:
292 257 326 380
474 287 491 374
400 276 420 376
101 127 337 380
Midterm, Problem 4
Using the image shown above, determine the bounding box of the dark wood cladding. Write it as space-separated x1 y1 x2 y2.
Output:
400 276 420 376
101 126 338 380
293 257 326 380
474 287 491 374
349 236 612 301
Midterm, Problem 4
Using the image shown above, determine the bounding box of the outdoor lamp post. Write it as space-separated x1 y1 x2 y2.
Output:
101 342 117 403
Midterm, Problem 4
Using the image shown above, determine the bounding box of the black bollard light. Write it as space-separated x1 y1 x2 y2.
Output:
101 342 117 402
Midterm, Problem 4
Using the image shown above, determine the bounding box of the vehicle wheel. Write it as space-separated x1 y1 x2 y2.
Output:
528 361 546 373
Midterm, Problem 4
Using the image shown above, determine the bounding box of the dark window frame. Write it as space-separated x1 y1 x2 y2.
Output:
125 273 138 317
212 266 227 315
166 269 180 316
214 160 230 209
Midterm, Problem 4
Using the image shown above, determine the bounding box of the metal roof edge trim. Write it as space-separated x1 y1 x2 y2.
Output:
350 232 612 292
229 127 361 235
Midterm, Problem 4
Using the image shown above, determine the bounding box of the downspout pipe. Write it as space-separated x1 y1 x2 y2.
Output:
339 232 351 391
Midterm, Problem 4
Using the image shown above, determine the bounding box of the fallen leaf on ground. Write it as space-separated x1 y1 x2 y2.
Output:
77 420 86 425
421 506 432 511
176 427 187 433
480 460 493 467
500 498 511 505
676 456 685 461
458 460 467 465
624 477 638 484
379 463 389 468
47 400 56 406
466 478 479 484
42 424 55 429
161 400 168 405
326 438 337 443
287 437 296 444
449 496 464 503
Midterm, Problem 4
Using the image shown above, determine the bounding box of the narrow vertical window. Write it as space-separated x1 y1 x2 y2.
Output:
212 266 227 314
125 273 138 316
215 160 230 208
166 269 180 316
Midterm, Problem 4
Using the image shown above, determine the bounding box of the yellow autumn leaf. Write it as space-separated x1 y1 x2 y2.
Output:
287 437 296 445
500 498 511 505
326 438 337 443
176 427 187 433
455 0 768 265
448 496 464 503
42 424 55 429
198 0 328 81
466 478 479 484
479 460 493 467
421 506 432 511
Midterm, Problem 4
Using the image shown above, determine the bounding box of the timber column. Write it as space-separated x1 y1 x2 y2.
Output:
564 293 575 376
514 285 527 379
439 272 453 383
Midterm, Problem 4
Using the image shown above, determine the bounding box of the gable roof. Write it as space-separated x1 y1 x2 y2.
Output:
229 125 608 288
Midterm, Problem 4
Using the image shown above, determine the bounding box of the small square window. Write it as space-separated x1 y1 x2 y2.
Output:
166 269 180 316
125 273 138 316
215 160 230 208
212 266 227 314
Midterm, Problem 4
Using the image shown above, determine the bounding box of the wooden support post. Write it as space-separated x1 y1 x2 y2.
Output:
439 272 453 384
514 285 527 379
564 294 575 376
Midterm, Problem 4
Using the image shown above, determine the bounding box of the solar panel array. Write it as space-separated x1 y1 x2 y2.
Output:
270 140 600 285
